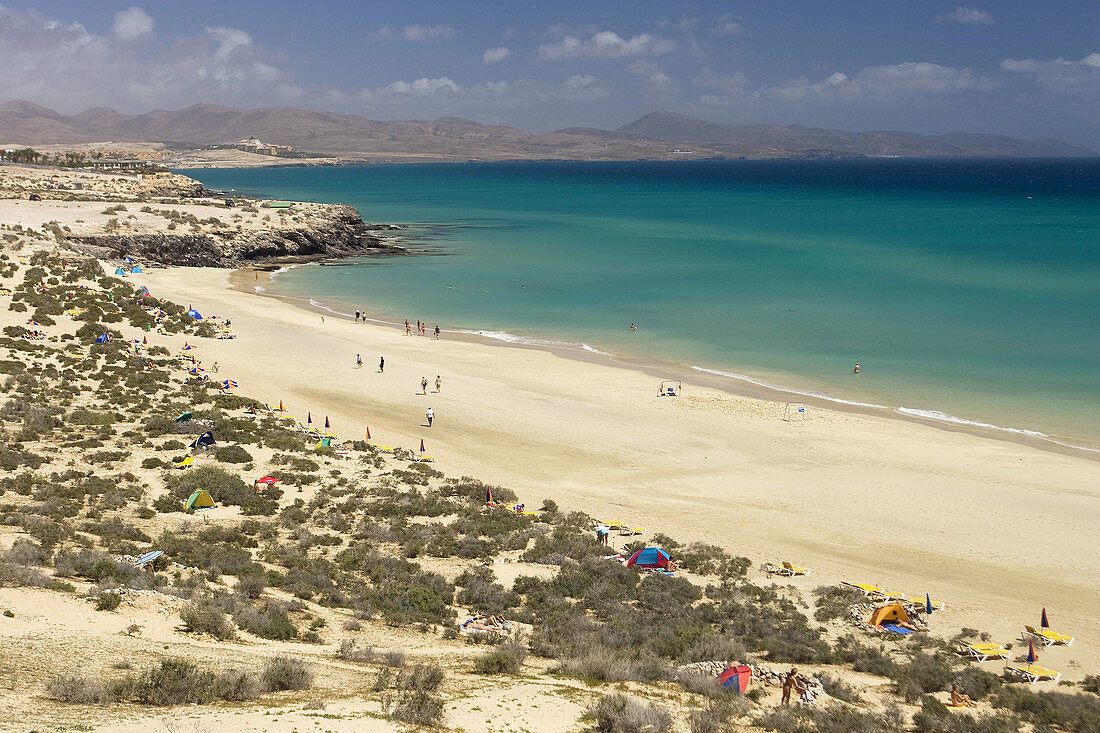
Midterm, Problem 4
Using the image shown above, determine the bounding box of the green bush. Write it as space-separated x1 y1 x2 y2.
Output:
234 603 297 640
215 445 253 463
48 675 109 704
473 641 527 675
96 591 123 611
589 692 672 733
261 655 313 691
180 599 236 640
131 658 216 705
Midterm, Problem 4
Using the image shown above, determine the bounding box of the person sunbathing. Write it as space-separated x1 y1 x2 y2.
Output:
894 619 929 632
950 684 977 708
463 615 507 632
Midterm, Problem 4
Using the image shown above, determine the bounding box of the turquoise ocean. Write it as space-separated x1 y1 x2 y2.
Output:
188 161 1100 453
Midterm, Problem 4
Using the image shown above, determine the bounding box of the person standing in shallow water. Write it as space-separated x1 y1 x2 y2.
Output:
854 363 860 374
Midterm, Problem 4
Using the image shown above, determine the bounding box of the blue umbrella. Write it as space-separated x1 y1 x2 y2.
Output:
1027 640 1037 664
307 412 312 424
926 592 933 615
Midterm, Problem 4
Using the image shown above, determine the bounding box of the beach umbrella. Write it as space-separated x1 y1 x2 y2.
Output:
307 412 312 424
1041 608 1049 629
142 336 147 345
1027 640 1037 664
187 308 203 320
255 476 278 485
717 665 752 693
486 486 493 504
325 416 330 429
365 426 371 440
420 438 425 453
926 592 933 615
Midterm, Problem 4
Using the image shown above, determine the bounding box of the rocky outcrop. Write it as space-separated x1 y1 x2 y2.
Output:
66 204 405 266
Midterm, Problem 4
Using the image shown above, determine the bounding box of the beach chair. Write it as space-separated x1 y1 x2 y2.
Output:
174 456 194 469
1005 664 1061 683
619 526 646 537
411 454 436 463
959 642 1010 662
781 561 811 576
841 582 883 597
1023 626 1074 647
908 597 945 611
870 588 907 602
603 519 628 531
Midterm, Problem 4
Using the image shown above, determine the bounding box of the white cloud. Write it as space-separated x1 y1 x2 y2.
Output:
0 6 302 112
757 62 983 102
370 24 453 42
936 7 994 25
111 6 153 40
483 46 511 64
713 17 747 37
1001 52 1100 95
538 30 675 61
402 23 454 41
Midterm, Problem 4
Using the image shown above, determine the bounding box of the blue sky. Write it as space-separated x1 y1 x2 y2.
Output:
4 1 1100 146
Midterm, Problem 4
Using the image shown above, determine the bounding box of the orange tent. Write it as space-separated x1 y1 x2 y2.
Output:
869 603 911 627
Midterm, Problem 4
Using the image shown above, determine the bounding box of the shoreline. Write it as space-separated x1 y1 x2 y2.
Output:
235 265 1100 463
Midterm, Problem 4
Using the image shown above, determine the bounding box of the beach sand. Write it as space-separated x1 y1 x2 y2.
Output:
137 265 1100 677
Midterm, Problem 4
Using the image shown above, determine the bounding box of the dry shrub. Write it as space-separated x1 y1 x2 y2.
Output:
589 692 673 733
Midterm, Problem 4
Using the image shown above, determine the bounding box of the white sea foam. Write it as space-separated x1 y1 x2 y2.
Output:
894 407 1100 452
690 366 890 409
581 343 612 356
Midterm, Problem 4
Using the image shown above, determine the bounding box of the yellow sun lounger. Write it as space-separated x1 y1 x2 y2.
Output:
603 519 628 530
1024 625 1074 647
412 454 436 463
908 597 945 611
619 526 646 537
174 456 194 469
1005 664 1061 683
870 589 907 601
841 582 883 596
959 642 1009 662
781 561 811 576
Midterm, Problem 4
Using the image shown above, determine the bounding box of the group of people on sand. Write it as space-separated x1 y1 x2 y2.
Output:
463 614 508 632
420 375 442 394
405 319 440 339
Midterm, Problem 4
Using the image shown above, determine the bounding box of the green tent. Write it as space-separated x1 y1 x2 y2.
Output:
175 411 192 422
184 490 214 510
262 200 295 209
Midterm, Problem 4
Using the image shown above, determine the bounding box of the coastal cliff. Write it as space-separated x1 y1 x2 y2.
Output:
67 204 405 267
0 163 405 266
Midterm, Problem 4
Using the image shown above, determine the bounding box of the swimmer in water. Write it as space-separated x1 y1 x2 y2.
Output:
629 323 637 331
854 363 860 374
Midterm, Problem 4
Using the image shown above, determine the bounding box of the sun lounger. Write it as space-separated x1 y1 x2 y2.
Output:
870 589 906 601
174 456 194 469
603 519 628 530
1023 625 1074 647
781 561 810 576
841 582 883 596
619 526 646 537
907 597 945 611
959 642 1010 662
411 454 435 463
1005 664 1061 683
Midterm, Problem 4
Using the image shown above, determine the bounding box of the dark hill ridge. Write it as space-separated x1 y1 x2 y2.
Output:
610 110 1095 158
0 100 1092 159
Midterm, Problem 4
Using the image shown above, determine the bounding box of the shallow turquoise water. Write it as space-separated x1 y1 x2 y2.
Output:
188 160 1100 450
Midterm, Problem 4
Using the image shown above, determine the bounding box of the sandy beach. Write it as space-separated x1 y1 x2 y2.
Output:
138 264 1100 677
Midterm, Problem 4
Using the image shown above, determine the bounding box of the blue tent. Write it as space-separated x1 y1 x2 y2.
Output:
626 547 670 569
114 267 127 275
94 333 110 344
190 431 216 449
130 266 143 273
187 309 203 320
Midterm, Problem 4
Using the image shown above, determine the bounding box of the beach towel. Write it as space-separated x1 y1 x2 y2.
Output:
880 623 914 635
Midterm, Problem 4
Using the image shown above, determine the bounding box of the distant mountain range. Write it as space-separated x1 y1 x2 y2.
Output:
0 100 1093 161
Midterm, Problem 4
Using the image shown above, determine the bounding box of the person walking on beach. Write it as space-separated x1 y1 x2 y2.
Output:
355 310 360 322
405 319 411 335
356 353 362 369
425 406 434 427
435 375 441 392
379 356 385 373
421 376 428 394
781 669 804 705
212 362 218 373
434 324 440 339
